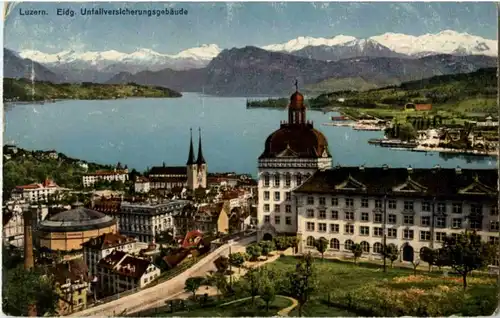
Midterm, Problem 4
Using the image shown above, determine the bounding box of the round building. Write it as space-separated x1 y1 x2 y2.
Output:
38 203 117 251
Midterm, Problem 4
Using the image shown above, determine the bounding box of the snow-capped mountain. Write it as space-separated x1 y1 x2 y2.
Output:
370 30 496 57
262 35 356 52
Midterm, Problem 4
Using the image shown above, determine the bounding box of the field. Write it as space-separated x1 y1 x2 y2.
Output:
266 256 497 317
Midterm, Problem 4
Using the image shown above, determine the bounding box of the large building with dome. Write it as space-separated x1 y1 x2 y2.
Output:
256 85 498 263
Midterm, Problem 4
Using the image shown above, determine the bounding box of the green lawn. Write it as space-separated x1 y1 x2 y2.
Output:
266 256 497 317
154 296 293 317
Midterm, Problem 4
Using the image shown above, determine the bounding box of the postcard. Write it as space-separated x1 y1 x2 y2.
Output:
2 2 499 317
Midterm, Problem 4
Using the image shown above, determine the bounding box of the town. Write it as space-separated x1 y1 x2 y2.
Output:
3 87 499 317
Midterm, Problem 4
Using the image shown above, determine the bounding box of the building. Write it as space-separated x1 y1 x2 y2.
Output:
404 103 433 111
256 87 498 262
194 201 230 234
257 86 332 241
81 232 138 277
96 250 160 295
11 178 67 203
48 259 90 315
38 203 117 252
142 128 207 192
119 200 190 242
3 200 49 248
83 166 129 188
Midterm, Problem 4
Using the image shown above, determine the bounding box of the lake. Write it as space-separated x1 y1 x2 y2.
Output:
4 93 496 176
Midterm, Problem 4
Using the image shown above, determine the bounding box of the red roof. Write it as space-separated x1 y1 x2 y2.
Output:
16 178 59 190
181 230 203 249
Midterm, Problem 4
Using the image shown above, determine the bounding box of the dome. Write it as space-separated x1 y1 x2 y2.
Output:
39 207 116 232
260 124 330 159
289 91 305 110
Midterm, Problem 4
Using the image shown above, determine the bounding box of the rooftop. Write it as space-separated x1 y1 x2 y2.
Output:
81 232 136 250
39 207 116 232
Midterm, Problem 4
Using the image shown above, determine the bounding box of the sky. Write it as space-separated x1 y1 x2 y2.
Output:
4 2 498 54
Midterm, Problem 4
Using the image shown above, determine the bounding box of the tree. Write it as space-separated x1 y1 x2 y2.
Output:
411 258 420 275
243 268 261 305
288 252 316 316
259 241 276 260
419 247 437 272
441 232 493 290
260 277 276 312
350 243 363 264
315 238 328 260
184 276 204 300
398 122 417 141
382 244 399 268
205 272 228 298
246 244 262 261
274 236 289 251
229 252 246 273
214 256 229 274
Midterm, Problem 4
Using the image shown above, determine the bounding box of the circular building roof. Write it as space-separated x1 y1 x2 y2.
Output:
39 207 116 232
289 91 305 110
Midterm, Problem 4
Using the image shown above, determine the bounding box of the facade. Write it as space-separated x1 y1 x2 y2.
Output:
81 232 138 277
3 200 49 248
49 259 89 315
38 203 117 251
195 201 230 234
119 200 190 242
134 176 151 193
83 168 129 188
96 250 160 295
11 178 67 203
257 86 332 241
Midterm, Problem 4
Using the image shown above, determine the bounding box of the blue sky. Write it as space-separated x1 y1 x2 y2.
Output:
4 2 497 54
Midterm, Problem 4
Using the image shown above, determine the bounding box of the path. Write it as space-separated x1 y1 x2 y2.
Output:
72 236 255 317
220 295 298 316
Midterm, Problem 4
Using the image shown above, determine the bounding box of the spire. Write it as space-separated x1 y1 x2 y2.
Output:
186 128 195 165
196 128 206 165
294 78 298 92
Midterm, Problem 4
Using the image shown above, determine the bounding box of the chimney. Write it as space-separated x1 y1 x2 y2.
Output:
23 207 34 270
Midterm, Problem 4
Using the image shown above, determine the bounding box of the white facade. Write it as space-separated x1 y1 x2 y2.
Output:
83 239 139 277
83 170 129 188
134 180 150 193
12 181 66 203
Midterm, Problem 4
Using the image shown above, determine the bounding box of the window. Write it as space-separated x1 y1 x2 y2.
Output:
264 216 270 223
307 196 314 205
453 203 462 214
286 205 292 213
274 192 280 201
403 229 414 240
452 218 462 229
264 175 270 187
388 200 397 209
374 213 382 223
388 214 397 224
285 192 292 201
330 238 340 250
470 219 481 230
344 240 354 250
360 226 370 236
489 236 499 244
274 204 280 213
264 191 270 201
318 223 327 232
274 174 280 187
285 174 291 187
436 217 446 228
274 216 281 224
420 231 431 241
388 228 397 238
361 198 369 208
331 210 339 220
330 224 339 233
373 242 383 253
421 216 430 227
306 209 315 218
306 236 315 246
331 198 338 206
403 215 414 225
361 241 370 253
373 227 383 237
375 200 382 209
296 174 302 186
422 201 431 212
345 198 354 207
436 203 446 213
404 201 414 211
264 204 270 212
319 197 326 205
361 212 369 221
319 210 326 219
286 216 292 225
491 206 498 216
435 232 446 242
490 221 499 231
345 224 354 234
306 222 315 231
471 204 483 214
345 211 354 221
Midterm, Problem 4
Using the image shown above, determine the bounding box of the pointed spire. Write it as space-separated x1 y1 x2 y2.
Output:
196 128 206 165
186 128 195 165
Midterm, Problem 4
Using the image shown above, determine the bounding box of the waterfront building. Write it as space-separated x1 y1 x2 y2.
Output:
48 259 89 315
256 87 499 262
11 178 67 203
96 250 160 295
82 166 129 188
119 200 190 242
38 203 117 252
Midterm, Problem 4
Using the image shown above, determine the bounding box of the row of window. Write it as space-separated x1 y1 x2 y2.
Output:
262 173 309 188
303 196 497 215
264 215 293 225
263 204 293 213
263 191 292 202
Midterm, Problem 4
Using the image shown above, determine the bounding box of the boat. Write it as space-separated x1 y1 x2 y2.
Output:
368 138 418 148
353 124 385 131
331 115 350 121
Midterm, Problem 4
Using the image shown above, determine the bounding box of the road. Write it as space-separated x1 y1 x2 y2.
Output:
72 236 255 317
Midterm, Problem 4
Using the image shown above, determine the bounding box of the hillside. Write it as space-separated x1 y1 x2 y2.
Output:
3 78 182 102
4 48 62 83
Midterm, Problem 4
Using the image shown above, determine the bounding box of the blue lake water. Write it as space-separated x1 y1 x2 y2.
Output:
4 93 496 175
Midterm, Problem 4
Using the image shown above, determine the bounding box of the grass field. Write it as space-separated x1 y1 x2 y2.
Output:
155 296 293 317
266 256 497 317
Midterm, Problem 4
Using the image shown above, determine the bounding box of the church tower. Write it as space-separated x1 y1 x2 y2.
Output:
186 128 198 190
196 128 207 188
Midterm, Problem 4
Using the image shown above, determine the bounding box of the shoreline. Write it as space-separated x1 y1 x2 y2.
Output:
411 146 497 157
